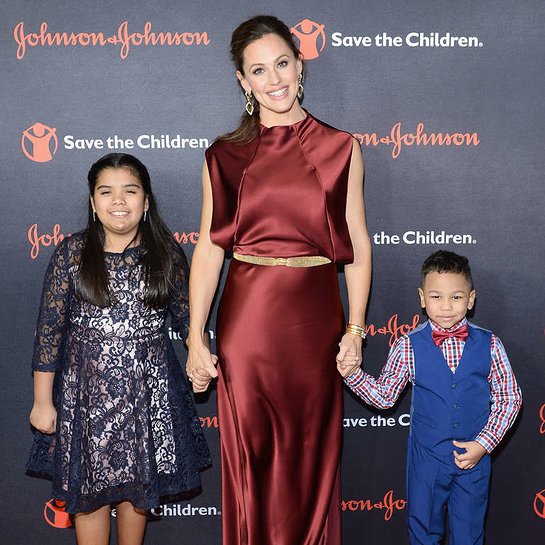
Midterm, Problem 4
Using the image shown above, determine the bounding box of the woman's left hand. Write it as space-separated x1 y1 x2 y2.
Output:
336 332 363 378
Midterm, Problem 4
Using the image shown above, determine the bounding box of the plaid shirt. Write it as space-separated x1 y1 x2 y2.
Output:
345 318 522 453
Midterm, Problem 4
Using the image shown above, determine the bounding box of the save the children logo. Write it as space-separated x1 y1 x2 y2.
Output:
148 503 221 517
22 122 58 162
373 230 477 246
344 413 410 429
290 18 483 60
331 31 483 48
534 489 545 519
14 21 210 60
539 404 545 434
22 122 478 162
21 125 210 164
44 499 72 528
291 19 326 60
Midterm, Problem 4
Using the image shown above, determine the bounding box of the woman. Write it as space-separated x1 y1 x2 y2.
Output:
186 15 371 545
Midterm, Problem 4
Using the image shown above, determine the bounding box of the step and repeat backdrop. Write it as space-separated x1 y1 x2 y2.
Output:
1 1 543 543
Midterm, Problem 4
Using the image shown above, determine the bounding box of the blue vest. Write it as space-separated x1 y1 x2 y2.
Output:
408 322 492 456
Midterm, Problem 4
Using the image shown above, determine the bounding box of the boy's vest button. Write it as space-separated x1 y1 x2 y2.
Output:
451 383 458 389
453 423 460 428
453 403 460 409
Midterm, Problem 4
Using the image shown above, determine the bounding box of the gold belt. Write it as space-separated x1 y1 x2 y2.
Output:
232 252 331 268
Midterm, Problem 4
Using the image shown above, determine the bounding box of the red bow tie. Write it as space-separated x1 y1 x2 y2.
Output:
431 324 469 346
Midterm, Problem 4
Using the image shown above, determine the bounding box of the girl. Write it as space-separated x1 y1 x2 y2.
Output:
28 153 210 545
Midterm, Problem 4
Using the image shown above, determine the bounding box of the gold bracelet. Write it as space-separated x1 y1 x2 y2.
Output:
346 323 367 339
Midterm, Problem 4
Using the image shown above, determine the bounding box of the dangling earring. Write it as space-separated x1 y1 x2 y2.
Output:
297 73 304 99
245 91 254 116
93 210 97 222
144 210 147 222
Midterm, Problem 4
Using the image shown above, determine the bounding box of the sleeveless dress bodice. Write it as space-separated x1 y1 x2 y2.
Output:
206 113 354 263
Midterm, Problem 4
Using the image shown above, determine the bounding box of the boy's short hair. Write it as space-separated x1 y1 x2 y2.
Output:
421 250 473 287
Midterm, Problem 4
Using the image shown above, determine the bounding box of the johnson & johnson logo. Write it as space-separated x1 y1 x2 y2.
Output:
342 490 406 521
28 224 199 259
174 232 199 245
366 313 420 346
199 416 218 429
22 123 58 163
353 122 480 158
29 224 66 259
14 21 210 60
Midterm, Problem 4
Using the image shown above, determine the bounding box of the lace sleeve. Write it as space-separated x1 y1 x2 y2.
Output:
32 239 71 372
168 242 190 342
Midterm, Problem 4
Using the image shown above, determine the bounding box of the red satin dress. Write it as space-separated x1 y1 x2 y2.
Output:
206 113 354 545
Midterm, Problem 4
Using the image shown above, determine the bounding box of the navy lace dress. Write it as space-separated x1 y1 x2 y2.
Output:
27 232 211 514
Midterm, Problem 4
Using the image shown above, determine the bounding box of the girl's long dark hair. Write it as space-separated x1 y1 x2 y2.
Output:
77 153 180 309
217 15 304 144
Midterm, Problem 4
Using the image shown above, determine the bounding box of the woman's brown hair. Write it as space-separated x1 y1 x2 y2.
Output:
217 15 304 144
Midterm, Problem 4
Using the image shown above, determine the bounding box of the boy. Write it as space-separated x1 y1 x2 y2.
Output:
339 250 521 545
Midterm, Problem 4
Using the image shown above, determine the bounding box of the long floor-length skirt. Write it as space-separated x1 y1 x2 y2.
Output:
216 260 343 545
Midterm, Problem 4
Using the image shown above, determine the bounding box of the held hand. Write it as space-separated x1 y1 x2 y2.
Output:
452 440 487 470
30 403 57 434
186 340 219 393
192 354 219 393
336 332 362 378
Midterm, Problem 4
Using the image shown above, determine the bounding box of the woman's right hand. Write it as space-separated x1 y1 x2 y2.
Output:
186 337 219 393
30 402 57 434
